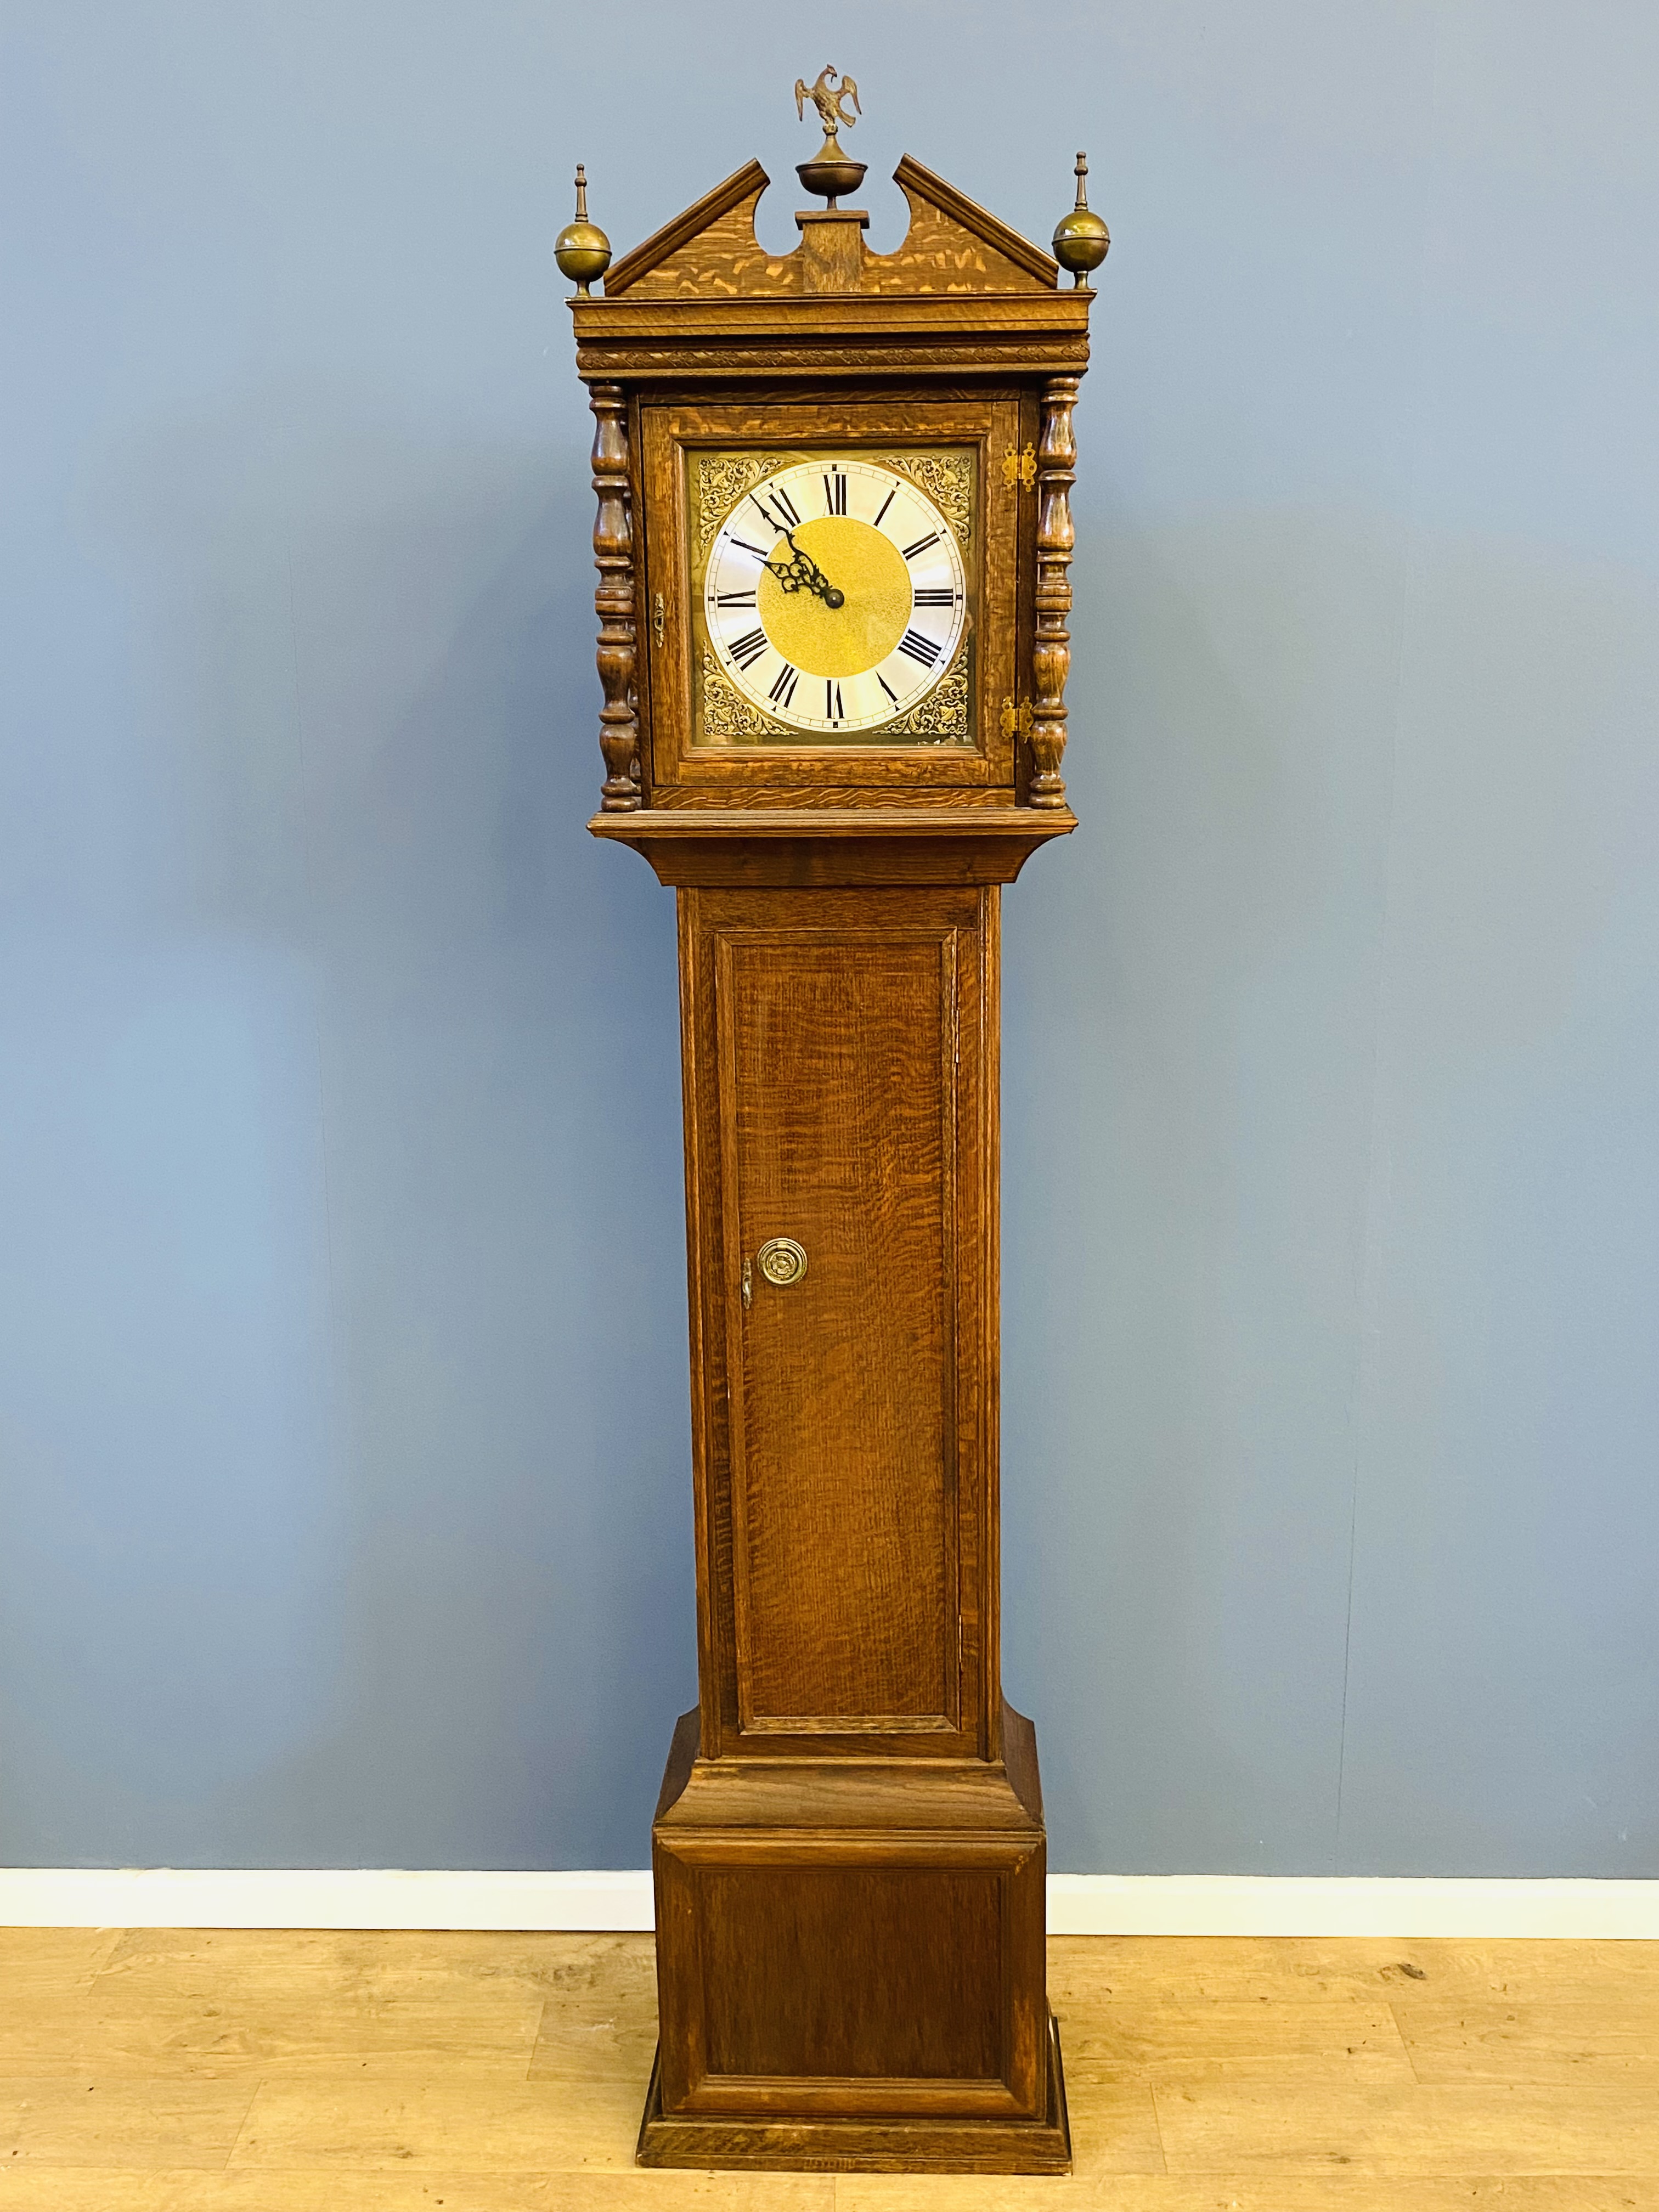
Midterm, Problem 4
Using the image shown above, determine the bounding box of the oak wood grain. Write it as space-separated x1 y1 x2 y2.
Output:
590 809 1074 888
601 156 1058 304
719 927 958 1733
571 294 1091 392
678 882 993 1764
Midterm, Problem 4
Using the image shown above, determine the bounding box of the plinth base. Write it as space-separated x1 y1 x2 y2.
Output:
637 2010 1072 2175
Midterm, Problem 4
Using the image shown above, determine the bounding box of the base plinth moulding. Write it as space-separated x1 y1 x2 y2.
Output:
636 2011 1071 2174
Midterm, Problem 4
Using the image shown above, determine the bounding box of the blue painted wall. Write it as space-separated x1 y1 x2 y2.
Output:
2 1 1654 1875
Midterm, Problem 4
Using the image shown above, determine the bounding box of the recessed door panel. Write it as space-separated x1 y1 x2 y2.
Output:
697 1866 1004 2092
715 928 959 1734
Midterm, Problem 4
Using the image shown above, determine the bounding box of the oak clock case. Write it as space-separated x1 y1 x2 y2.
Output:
562 111 1102 2175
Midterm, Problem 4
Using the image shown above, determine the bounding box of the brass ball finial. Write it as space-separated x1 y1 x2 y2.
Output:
1053 151 1109 289
555 163 611 296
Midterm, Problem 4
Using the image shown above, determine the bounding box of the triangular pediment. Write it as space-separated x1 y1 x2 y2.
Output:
602 155 1058 299
602 161 783 298
872 156 1058 293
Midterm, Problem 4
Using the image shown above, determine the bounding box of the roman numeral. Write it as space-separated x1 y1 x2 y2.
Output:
825 679 844 723
898 628 941 668
727 627 769 669
823 471 847 515
878 674 899 705
873 487 898 528
768 663 799 709
729 535 770 560
753 484 800 529
714 590 757 607
901 531 940 561
912 587 955 607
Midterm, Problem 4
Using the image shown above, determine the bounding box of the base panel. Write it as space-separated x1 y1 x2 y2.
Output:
636 2011 1071 2174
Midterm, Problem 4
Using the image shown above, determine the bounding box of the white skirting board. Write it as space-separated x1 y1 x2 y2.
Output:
1 1869 1656 1937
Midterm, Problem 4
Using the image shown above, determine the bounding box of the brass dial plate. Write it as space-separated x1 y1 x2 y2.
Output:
689 447 978 750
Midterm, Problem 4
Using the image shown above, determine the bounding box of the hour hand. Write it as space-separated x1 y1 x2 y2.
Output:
764 530 845 610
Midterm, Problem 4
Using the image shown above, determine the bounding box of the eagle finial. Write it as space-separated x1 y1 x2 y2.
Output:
794 66 861 147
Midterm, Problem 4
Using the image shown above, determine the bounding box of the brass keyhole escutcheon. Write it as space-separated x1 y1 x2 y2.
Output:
755 1237 808 1289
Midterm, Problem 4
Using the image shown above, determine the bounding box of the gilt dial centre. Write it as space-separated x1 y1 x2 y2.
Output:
756 518 911 680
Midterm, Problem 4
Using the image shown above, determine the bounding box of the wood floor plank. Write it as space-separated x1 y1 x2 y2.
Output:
1052 1936 1659 2007
1062 2078 1167 2178
0 2171 835 2210
95 1927 620 2004
1057 1995 1414 2081
527 1993 659 2084
1050 1934 1419 1996
4 1932 546 2080
0 1931 123 1995
527 1934 659 2081
1152 2076 1659 2176
1379 1945 1659 2010
2 1927 1656 2198
0 1995 546 2080
225 2073 649 2172
1396 1999 1659 2084
836 2181 1659 2211
0 2075 259 2170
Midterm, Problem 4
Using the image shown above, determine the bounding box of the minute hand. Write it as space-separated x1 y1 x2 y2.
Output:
763 530 845 610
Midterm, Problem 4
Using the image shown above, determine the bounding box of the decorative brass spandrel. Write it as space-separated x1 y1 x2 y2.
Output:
701 646 789 742
696 452 790 559
885 661 970 744
884 452 974 549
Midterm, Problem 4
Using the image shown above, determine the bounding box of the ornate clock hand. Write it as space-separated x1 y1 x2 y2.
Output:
763 529 845 610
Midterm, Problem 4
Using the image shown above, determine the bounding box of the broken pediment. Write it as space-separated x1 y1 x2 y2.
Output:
603 155 1058 300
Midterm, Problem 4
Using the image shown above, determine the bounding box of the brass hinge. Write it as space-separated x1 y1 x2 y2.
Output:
1000 696 1034 741
652 592 665 649
1001 443 1036 490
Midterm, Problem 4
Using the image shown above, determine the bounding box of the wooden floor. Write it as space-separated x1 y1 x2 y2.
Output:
1 1930 1656 2208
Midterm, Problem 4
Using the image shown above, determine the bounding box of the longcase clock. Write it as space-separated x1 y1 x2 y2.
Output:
558 82 1107 2174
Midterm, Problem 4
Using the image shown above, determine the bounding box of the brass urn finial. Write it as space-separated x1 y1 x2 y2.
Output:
555 163 611 296
793 66 866 209
1052 151 1110 289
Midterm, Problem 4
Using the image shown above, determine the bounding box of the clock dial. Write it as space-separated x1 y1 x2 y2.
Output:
703 459 968 736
